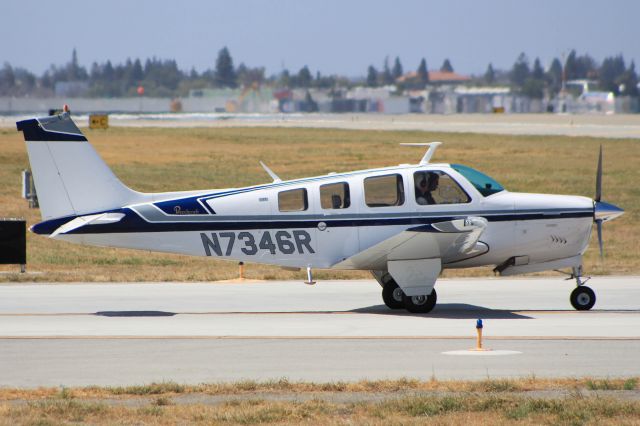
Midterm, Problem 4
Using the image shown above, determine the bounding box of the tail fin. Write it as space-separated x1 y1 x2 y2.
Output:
16 113 143 220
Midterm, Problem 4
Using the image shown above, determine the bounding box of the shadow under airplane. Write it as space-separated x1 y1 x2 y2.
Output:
91 304 531 319
349 303 532 319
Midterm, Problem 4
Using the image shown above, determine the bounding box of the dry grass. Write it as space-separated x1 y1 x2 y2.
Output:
0 126 637 282
0 378 639 425
0 377 637 400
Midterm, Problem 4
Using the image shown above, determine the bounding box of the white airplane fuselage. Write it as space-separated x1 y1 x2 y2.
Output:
39 163 594 273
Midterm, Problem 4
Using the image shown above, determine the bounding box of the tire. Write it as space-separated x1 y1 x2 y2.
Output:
570 286 596 311
402 289 437 314
382 279 405 310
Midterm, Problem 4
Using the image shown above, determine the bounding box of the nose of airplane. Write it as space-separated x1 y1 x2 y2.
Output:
594 201 624 222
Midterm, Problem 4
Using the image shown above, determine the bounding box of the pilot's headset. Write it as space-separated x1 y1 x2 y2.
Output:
416 173 428 190
427 172 439 191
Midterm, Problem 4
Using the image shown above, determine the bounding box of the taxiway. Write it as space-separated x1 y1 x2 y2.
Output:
0 277 638 387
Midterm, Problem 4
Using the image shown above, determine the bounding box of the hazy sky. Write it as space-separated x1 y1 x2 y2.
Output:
2 0 638 77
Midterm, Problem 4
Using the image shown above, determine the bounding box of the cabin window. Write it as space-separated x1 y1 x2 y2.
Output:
414 171 470 205
278 188 308 212
320 182 350 209
364 174 405 207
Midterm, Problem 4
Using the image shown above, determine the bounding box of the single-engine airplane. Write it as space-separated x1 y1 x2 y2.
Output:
17 112 624 313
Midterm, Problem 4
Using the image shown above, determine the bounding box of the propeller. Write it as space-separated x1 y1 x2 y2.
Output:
593 145 624 258
595 145 603 258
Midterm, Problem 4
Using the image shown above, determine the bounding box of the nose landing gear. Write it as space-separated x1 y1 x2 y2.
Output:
568 266 596 311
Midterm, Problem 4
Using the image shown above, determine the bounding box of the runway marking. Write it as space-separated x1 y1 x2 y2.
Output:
0 336 638 341
442 350 522 356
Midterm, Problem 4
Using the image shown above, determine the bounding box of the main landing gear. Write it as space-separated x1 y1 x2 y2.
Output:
568 266 596 311
381 277 437 314
381 279 404 310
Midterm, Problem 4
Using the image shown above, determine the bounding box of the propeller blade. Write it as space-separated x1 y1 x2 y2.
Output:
596 219 603 258
595 145 602 202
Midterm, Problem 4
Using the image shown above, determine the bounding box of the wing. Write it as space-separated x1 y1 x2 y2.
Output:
333 216 488 270
333 216 488 296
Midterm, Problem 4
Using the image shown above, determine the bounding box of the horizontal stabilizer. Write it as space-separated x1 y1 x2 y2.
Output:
50 213 125 238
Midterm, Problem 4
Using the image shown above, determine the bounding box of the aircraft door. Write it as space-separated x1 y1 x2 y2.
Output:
269 186 319 269
357 172 408 258
317 180 359 268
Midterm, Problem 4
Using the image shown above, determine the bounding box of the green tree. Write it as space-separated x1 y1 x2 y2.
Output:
131 58 144 82
382 56 393 85
510 53 530 87
297 65 312 88
0 63 15 92
214 46 237 88
66 48 87 81
279 69 290 88
532 58 544 80
564 50 597 80
599 55 626 94
546 58 563 94
392 56 403 80
417 58 429 86
484 63 495 84
237 64 265 88
619 60 639 96
522 78 544 99
564 50 577 80
366 65 378 87
440 59 453 72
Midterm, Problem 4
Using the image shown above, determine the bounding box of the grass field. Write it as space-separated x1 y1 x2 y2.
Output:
1 378 639 424
0 126 637 282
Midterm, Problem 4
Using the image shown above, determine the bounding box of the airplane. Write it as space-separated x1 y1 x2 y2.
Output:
17 112 624 313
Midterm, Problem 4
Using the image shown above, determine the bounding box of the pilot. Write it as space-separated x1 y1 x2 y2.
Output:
415 172 439 205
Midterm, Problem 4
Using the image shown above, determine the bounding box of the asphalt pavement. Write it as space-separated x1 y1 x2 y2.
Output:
0 277 638 387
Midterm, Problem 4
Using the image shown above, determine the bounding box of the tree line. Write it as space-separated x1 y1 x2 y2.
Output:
0 47 637 98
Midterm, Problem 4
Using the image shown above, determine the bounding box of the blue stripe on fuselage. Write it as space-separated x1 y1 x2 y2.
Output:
31 208 594 235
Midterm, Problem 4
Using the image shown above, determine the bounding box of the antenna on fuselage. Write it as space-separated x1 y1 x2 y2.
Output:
400 141 442 165
259 161 282 183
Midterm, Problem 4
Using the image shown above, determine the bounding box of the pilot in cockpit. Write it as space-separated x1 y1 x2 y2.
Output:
415 172 439 205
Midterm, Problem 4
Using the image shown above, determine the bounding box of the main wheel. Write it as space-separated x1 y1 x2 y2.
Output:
570 286 596 311
402 289 437 314
382 279 404 310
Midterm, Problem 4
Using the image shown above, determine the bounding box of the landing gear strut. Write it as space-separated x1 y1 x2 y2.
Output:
569 266 596 311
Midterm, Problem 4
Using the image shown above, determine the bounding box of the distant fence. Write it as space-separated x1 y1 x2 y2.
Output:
1 95 637 115
0 97 231 115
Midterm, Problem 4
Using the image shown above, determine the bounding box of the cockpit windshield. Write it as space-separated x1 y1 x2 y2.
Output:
451 164 505 197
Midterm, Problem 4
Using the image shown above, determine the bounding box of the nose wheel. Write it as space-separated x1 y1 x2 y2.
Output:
570 286 596 310
568 266 596 311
